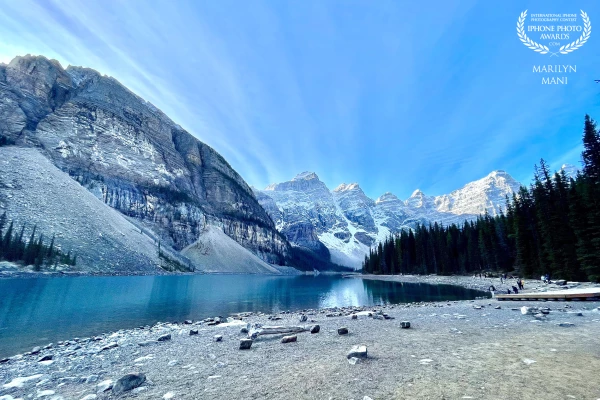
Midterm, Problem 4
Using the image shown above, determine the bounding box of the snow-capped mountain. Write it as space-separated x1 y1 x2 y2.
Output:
560 163 580 179
256 170 523 269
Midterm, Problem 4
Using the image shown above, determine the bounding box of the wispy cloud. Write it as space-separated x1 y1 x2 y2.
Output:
1 0 599 199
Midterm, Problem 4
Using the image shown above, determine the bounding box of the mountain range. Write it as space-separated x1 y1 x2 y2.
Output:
255 166 578 269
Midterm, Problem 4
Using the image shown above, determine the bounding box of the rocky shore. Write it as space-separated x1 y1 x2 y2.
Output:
1 293 599 400
360 273 600 295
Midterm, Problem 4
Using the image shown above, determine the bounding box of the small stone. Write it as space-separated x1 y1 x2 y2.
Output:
138 340 157 346
214 335 223 342
281 335 297 343
31 347 41 355
494 306 501 309
168 360 179 366
158 334 171 342
80 395 97 400
310 325 320 334
37 354 53 362
351 314 358 320
299 315 308 322
522 358 536 365
240 327 249 334
85 375 99 384
348 357 360 365
239 339 253 350
401 321 411 329
96 380 113 393
163 392 175 399
521 306 534 315
184 320 193 324
558 322 575 327
347 345 367 359
189 329 198 336
338 327 349 335
101 342 118 351
112 373 146 394
372 314 384 320
36 390 55 398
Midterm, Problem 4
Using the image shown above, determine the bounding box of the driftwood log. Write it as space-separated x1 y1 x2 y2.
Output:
248 325 309 339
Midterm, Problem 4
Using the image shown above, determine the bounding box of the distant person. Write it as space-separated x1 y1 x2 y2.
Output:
520 279 525 289
507 288 511 294
512 285 519 294
489 285 496 292
500 276 504 284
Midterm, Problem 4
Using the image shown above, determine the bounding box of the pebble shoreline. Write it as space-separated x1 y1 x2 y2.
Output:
1 276 600 399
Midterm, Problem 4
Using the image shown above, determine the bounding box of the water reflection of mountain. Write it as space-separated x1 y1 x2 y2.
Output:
361 279 486 304
0 275 486 358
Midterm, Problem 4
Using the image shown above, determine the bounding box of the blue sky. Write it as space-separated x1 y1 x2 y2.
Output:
1 0 600 199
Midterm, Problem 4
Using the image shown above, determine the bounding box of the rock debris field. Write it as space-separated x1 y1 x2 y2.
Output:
1 291 600 400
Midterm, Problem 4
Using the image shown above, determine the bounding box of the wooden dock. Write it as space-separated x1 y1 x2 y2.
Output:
496 287 600 301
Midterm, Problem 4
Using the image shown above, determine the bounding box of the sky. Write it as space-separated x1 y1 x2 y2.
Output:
1 0 600 199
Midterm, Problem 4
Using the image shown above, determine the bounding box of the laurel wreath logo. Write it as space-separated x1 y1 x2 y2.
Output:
516 10 592 56
559 11 591 54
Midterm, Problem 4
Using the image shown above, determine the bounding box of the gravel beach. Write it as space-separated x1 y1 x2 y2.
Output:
1 277 599 400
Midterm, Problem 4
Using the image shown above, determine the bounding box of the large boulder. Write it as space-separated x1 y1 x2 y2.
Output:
112 373 146 394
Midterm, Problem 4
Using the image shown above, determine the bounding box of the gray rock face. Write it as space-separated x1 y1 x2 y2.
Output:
0 55 289 269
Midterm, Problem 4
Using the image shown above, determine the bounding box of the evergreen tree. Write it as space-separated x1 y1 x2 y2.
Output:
361 115 600 282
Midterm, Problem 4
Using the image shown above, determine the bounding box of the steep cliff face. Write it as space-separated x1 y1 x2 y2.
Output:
0 55 289 267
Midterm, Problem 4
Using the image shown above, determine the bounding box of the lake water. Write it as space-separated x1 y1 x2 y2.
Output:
0 275 486 358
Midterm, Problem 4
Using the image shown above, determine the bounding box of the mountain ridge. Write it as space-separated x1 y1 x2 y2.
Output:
257 169 524 269
0 54 292 273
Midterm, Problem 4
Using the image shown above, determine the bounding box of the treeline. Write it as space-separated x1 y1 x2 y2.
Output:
0 213 76 270
363 115 600 282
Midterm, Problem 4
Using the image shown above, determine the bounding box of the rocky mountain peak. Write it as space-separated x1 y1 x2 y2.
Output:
292 171 320 181
264 172 329 193
410 189 425 198
333 183 362 192
375 192 400 204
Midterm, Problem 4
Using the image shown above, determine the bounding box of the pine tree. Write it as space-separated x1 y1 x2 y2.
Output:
582 114 600 183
